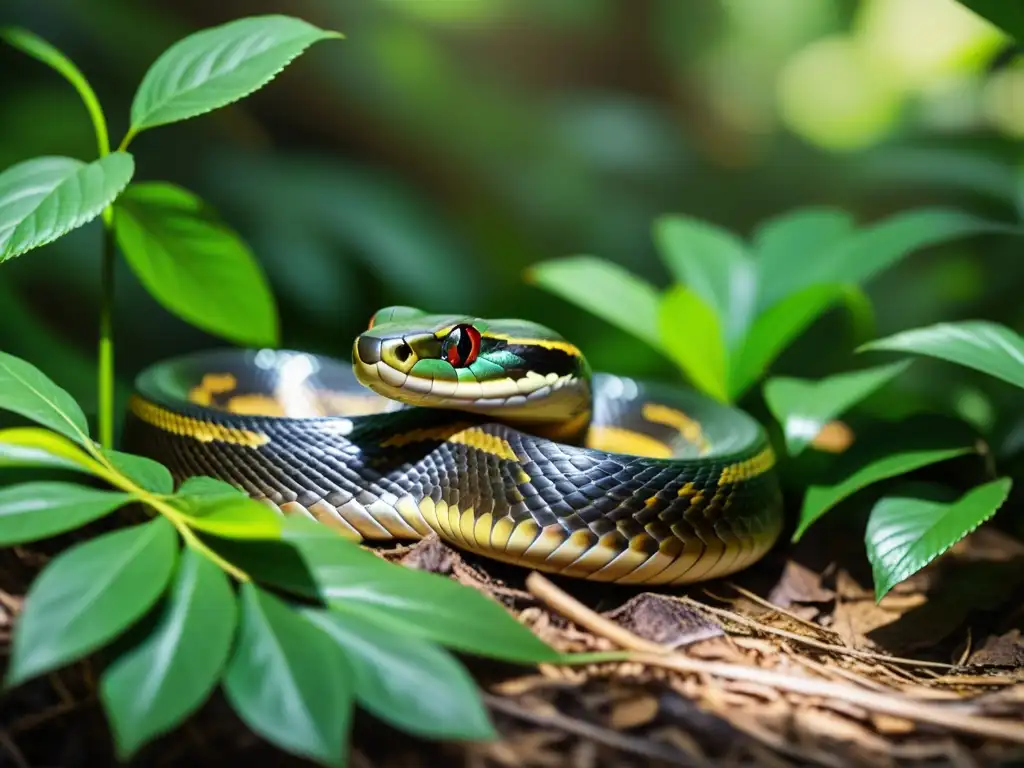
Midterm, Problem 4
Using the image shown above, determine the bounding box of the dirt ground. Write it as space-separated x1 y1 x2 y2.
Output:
1 514 1023 768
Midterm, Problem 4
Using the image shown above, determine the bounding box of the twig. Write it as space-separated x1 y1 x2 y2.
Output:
721 583 836 635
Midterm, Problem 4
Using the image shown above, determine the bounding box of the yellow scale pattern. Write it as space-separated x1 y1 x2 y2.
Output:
129 397 270 448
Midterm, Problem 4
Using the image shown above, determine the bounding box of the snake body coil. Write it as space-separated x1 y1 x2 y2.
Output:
124 307 783 585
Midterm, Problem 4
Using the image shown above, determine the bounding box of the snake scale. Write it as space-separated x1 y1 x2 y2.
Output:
124 306 783 585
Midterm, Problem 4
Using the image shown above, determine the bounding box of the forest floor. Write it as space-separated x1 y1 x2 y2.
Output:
1 517 1023 767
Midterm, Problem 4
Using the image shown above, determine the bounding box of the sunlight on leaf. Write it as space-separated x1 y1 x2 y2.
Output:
0 351 92 445
764 361 911 455
223 583 350 767
0 482 132 546
861 320 1024 390
867 478 1012 601
954 0 1024 40
302 608 496 741
102 449 174 494
0 154 134 261
175 477 283 540
0 427 106 476
114 182 279 347
129 15 343 136
7 517 177 686
101 547 237 759
658 285 728 402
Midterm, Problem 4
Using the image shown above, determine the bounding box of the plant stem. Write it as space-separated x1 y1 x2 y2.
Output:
98 211 116 449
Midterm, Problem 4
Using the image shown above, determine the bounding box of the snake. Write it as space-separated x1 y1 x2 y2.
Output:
123 306 784 585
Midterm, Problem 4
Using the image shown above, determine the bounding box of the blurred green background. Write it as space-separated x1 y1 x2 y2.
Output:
0 0 1021 430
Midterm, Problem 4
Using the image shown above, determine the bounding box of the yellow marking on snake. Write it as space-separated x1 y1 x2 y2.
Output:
585 426 672 459
188 372 238 406
642 402 710 454
483 332 582 357
718 445 776 485
380 425 519 462
677 482 696 497
226 394 287 417
129 396 269 447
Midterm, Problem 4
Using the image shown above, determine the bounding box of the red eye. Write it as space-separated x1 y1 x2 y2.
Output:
442 324 481 367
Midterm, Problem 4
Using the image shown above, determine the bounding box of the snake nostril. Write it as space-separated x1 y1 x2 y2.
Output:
394 343 412 363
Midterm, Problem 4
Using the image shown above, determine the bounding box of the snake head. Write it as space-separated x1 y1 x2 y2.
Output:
353 306 591 425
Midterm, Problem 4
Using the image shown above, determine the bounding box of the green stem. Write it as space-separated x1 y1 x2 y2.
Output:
98 211 115 449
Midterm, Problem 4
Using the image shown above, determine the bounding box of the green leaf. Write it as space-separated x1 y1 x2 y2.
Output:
860 321 1024 390
654 215 755 344
0 482 132 546
101 546 237 759
526 256 661 350
212 518 560 664
954 0 1024 40
764 361 911 456
302 608 496 741
128 15 343 136
0 154 134 261
867 478 1012 601
794 441 974 542
658 285 728 402
753 208 855 310
114 182 278 347
6 517 178 686
0 351 92 445
102 449 174 494
175 477 283 540
0 27 110 156
223 583 350 767
0 427 106 476
729 284 862 398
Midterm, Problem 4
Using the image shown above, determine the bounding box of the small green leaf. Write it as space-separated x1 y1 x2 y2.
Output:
0 482 132 546
729 283 861 398
867 478 1012 601
764 361 911 456
302 608 496 741
753 208 855 310
794 443 974 542
102 449 174 494
0 154 134 261
129 15 343 136
175 479 283 540
0 351 92 445
526 256 661 351
658 285 728 402
654 215 755 344
114 182 278 347
954 0 1024 40
211 518 560 664
0 427 106 476
101 546 237 759
860 321 1024 390
223 583 350 767
7 517 177 686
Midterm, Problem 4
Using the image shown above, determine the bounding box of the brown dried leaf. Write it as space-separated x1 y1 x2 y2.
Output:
604 594 723 649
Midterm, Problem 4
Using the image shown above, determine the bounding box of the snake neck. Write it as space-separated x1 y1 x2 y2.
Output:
494 374 593 445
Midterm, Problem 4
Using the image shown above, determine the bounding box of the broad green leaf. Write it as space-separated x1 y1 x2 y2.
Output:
114 183 278 347
654 215 755 344
175 478 283 540
526 256 661 350
7 517 177 686
764 361 911 455
753 207 855 310
729 284 862 398
0 482 132 546
302 608 495 741
101 547 237 759
954 0 1024 40
860 321 1024 390
0 351 91 445
0 427 106 476
0 154 134 261
658 285 728 402
0 27 110 156
129 15 343 135
866 478 1012 601
223 583 350 767
102 449 174 494
210 518 560 664
794 443 974 542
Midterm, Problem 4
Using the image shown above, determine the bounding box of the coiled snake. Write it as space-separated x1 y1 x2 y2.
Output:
124 306 783 585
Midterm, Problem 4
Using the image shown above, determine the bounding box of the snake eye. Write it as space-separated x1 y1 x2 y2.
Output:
442 324 481 368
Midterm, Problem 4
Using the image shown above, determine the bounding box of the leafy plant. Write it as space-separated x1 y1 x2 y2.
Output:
531 207 1022 599
0 18 600 766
